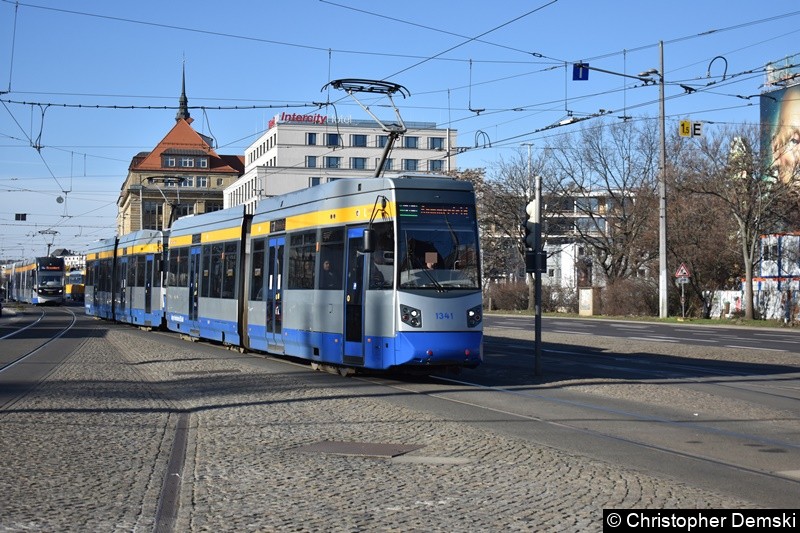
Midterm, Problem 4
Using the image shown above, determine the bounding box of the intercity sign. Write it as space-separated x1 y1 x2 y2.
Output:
268 112 353 129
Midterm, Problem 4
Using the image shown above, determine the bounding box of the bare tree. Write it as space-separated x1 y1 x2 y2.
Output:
447 168 525 282
452 150 550 310
544 119 660 285
667 179 741 317
680 124 798 320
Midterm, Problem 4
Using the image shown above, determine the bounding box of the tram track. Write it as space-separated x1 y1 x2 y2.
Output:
355 370 800 507
0 306 78 374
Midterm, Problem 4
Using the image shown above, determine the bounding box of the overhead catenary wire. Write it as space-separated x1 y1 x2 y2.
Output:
2 1 800 259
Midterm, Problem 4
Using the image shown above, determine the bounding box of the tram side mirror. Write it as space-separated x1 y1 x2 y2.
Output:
363 229 375 253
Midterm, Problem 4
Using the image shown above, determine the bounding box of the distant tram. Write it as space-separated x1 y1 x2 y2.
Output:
86 175 483 374
65 268 85 302
9 256 66 305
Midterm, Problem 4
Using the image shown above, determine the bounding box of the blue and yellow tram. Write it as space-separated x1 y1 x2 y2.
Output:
117 230 169 329
85 237 118 320
10 256 66 305
245 175 483 370
165 207 248 344
87 174 483 373
65 268 85 302
85 231 169 328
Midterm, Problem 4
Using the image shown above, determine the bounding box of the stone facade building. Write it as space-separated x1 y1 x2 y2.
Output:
116 73 244 234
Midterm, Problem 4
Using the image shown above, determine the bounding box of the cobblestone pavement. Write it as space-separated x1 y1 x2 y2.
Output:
0 325 759 533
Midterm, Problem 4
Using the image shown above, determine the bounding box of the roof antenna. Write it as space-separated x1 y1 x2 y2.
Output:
322 78 409 177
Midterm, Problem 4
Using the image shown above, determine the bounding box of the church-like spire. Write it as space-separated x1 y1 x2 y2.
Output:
176 63 191 122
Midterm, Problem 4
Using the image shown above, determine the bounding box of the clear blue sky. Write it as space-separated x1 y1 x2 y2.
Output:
1 0 799 260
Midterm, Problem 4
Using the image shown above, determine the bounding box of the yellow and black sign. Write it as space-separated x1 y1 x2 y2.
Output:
679 120 703 138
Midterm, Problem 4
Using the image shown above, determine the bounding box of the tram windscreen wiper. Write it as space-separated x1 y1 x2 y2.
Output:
420 263 446 292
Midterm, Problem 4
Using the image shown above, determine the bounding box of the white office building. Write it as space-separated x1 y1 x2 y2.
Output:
225 112 457 212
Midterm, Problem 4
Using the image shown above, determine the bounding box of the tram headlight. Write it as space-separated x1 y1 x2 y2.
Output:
400 305 422 328
466 305 482 328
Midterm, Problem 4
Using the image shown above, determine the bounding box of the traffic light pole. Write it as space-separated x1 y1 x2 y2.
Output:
533 172 542 377
524 174 543 377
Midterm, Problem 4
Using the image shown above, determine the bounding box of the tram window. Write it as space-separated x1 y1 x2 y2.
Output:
222 242 238 298
153 255 162 288
116 261 126 290
251 238 265 300
318 228 343 290
206 243 223 298
178 248 189 287
136 256 146 287
200 245 210 297
125 258 136 287
288 231 316 289
167 250 177 287
115 262 124 291
368 222 394 290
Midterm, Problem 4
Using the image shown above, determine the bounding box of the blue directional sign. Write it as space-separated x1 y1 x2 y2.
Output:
573 63 589 81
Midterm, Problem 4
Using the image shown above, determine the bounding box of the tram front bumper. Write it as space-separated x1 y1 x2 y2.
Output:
394 331 482 367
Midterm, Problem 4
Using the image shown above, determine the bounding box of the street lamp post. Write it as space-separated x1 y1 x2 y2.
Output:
657 41 668 319
147 176 186 230
640 41 668 318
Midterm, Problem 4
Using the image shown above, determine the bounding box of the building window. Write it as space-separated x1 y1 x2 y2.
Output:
216 178 225 187
199 158 208 168
429 160 444 172
182 176 194 187
376 158 394 171
377 135 389 148
196 176 208 188
429 137 445 150
325 156 341 169
402 159 418 171
351 157 367 170
576 197 600 213
206 202 223 212
326 133 340 147
763 243 779 261
174 203 194 219
143 201 162 230
403 136 419 149
351 134 367 147
306 155 317 168
180 157 195 168
310 177 321 187
307 132 317 146
164 156 176 167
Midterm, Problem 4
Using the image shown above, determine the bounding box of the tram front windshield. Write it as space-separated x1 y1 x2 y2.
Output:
38 271 64 287
397 202 480 290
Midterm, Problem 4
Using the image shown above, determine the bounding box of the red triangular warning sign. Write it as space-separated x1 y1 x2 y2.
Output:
675 263 691 277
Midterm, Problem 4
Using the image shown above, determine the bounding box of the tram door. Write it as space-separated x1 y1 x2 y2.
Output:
144 255 153 314
188 246 201 322
343 227 366 366
265 237 285 351
118 258 128 317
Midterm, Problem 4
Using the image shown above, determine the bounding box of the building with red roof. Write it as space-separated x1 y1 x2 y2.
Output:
116 71 244 233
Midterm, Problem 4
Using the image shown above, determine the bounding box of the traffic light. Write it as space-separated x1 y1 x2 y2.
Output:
523 219 535 250
523 200 546 274
524 201 536 250
526 250 547 274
